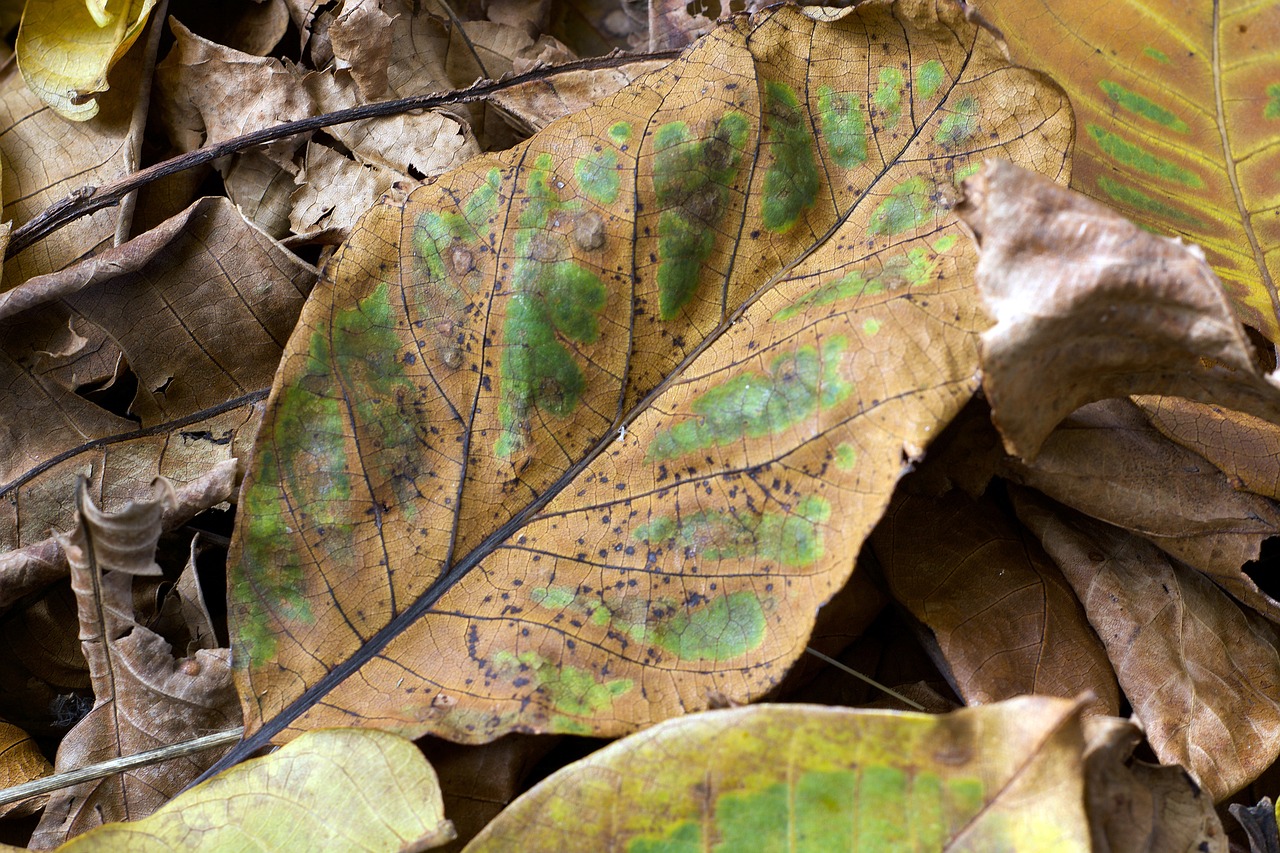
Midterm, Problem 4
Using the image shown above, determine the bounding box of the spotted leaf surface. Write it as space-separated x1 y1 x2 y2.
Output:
975 0 1280 340
226 0 1071 749
465 699 1093 852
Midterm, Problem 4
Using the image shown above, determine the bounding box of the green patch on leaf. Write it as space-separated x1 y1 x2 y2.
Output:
1086 125 1202 186
1097 80 1188 132
492 650 633 717
1097 174 1200 224
774 247 939 321
1267 83 1280 120
868 176 935 235
817 85 868 170
653 112 750 319
761 80 820 232
648 338 852 460
648 591 768 660
635 494 832 568
873 66 904 130
935 95 979 146
1142 46 1169 63
609 120 634 145
576 148 621 205
498 154 609 457
834 442 857 471
915 59 945 100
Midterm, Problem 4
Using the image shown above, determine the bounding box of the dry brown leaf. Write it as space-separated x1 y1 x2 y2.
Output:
31 482 241 847
0 198 314 559
0 585 91 740
222 152 297 240
647 0 714 50
169 0 291 56
958 159 1280 462
288 141 400 242
328 0 396 100
871 489 1120 716
1083 715 1226 853
1138 395 1280 502
1015 487 1280 800
491 59 673 133
0 718 52 819
1002 398 1280 621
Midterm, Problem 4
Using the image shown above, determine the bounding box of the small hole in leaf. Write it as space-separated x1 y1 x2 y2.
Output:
1243 536 1280 602
73 358 140 423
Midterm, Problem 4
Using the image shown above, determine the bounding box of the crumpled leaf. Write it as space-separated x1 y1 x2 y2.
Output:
31 481 241 847
465 698 1094 850
1014 488 1280 801
1083 716 1226 853
0 718 52 819
1001 398 1280 620
958 159 1280 462
15 0 156 120
225 0 1071 756
870 489 1120 715
53 729 454 852
0 197 315 563
968 0 1280 341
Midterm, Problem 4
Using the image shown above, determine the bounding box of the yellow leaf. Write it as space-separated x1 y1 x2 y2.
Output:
55 729 455 852
16 0 156 120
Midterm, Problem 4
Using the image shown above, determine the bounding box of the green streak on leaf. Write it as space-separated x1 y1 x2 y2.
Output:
954 161 981 183
1097 80 1188 132
647 338 851 460
915 59 945 100
636 495 831 569
817 85 867 170
932 234 958 252
873 66 904 130
868 176 934 236
761 80 820 232
1267 84 1280 119
498 154 607 457
1142 46 1170 63
935 95 979 147
653 112 750 319
492 650 633 717
773 247 937 321
648 591 767 660
1086 125 1202 187
1096 174 1201 224
575 148 621 205
629 822 702 853
530 586 577 610
834 443 857 471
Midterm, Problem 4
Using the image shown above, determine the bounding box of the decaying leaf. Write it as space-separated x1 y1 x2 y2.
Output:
31 482 241 847
15 0 156 120
1014 488 1280 801
219 0 1073 759
0 719 52 819
871 489 1120 715
970 0 1280 341
465 698 1095 850
958 159 1280 463
52 729 454 852
1001 398 1280 620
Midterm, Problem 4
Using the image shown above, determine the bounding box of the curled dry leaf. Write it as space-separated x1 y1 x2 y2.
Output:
31 482 241 847
55 729 454 852
465 698 1094 850
958 159 1280 462
222 0 1072 759
1001 398 1280 620
1082 716 1225 853
870 489 1120 715
15 0 156 120
1014 488 1280 800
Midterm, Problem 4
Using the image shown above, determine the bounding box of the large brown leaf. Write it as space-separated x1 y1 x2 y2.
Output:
222 0 1072 763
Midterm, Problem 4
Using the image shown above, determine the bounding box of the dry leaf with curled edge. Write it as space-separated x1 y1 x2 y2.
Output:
1014 487 1280 801
0 719 52 819
1001 398 1280 622
215 0 1072 772
15 0 156 120
958 159 1280 463
870 489 1120 716
31 482 241 847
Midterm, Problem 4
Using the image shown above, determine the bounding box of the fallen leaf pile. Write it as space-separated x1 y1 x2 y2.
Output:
0 0 1278 849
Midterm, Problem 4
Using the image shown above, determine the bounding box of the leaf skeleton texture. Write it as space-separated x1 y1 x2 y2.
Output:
224 0 1072 753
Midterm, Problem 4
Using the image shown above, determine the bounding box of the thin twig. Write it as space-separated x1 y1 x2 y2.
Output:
114 0 169 246
804 646 926 711
0 726 244 808
5 49 680 261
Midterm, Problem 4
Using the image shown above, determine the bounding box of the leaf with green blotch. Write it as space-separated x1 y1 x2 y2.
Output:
215 0 1071 764
973 0 1280 342
464 698 1094 852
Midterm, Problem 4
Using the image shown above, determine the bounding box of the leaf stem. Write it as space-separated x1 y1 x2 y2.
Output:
804 646 926 711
